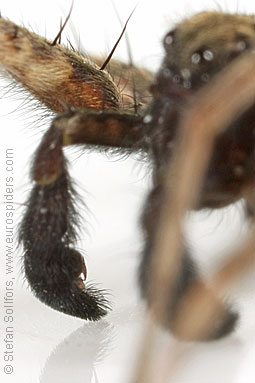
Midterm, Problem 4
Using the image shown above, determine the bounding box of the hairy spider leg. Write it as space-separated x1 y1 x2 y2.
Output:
0 15 148 320
139 185 239 341
18 109 143 319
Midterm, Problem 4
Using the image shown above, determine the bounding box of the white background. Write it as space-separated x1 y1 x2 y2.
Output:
0 0 254 382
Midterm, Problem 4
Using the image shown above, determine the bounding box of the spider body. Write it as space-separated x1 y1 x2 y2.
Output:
0 10 254 341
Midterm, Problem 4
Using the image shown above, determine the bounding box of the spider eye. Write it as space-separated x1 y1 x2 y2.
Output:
163 30 176 49
230 34 250 58
236 40 247 51
191 47 214 64
235 33 250 47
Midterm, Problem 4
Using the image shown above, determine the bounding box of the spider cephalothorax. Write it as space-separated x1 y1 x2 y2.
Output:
145 12 255 208
0 10 254 341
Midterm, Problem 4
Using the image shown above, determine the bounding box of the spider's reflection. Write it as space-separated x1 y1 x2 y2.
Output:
40 321 114 383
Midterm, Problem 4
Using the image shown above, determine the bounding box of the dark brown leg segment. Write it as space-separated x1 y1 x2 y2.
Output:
19 110 143 320
139 180 239 342
54 109 144 150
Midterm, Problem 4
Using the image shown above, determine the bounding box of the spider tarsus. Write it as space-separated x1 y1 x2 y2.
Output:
169 279 239 342
23 245 110 320
51 0 74 46
19 123 110 321
169 304 239 342
140 245 239 341
204 309 239 341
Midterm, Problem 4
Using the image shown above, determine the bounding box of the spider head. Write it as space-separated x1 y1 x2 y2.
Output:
161 11 255 91
146 12 255 209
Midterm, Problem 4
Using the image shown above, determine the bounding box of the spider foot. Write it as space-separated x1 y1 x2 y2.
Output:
23 245 110 320
168 282 239 342
139 244 239 342
19 123 110 321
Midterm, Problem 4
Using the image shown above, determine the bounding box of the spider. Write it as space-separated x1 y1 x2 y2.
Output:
0 8 254 342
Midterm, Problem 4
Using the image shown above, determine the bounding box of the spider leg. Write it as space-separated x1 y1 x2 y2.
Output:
54 109 144 150
19 110 143 320
18 124 110 320
0 17 120 113
0 15 149 321
0 17 153 114
139 184 239 341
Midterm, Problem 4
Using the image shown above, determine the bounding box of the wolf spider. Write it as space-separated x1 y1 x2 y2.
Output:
0 9 254 342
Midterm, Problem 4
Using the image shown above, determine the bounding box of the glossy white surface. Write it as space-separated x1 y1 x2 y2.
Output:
0 1 254 382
